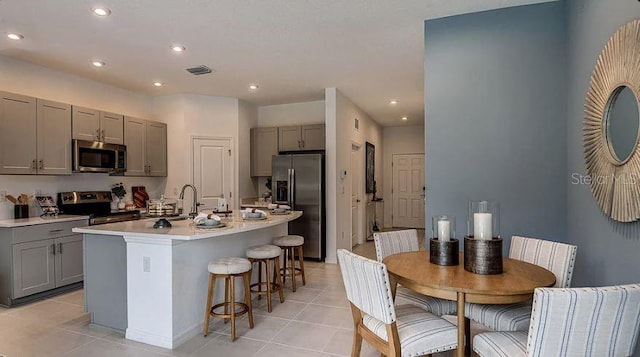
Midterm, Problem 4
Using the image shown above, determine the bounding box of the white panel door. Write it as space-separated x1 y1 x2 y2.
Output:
392 154 425 228
351 145 361 248
193 138 233 211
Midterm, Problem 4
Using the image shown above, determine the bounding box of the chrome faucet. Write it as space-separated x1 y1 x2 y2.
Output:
178 184 199 217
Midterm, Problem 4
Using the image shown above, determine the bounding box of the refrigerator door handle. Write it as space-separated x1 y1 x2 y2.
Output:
289 168 295 209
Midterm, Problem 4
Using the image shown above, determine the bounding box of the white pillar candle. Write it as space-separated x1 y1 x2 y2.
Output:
474 213 492 240
437 220 451 242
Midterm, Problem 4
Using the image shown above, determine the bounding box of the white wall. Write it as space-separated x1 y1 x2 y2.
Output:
382 125 424 227
152 94 241 209
258 100 325 127
325 88 382 263
0 55 162 219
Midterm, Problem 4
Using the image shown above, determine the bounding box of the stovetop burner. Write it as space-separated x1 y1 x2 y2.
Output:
58 191 142 225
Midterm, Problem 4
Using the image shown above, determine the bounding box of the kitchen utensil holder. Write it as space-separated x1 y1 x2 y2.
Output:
14 205 29 219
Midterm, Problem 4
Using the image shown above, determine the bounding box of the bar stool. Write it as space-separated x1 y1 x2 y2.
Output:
203 257 254 341
273 235 306 292
246 245 285 313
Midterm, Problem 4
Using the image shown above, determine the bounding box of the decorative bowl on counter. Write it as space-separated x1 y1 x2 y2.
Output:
146 197 177 217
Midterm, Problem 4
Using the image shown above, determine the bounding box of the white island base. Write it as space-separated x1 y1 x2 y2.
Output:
74 212 302 349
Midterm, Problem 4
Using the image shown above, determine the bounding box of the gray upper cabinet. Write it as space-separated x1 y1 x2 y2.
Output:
0 92 37 174
0 93 71 175
72 106 124 144
124 116 167 177
278 124 325 151
37 99 72 175
251 127 278 177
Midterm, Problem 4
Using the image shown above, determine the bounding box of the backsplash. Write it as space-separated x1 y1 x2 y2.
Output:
0 174 166 219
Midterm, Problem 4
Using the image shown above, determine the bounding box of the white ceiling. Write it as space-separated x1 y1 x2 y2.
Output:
0 0 554 126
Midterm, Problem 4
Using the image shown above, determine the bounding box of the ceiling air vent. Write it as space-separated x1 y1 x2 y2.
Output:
186 65 214 75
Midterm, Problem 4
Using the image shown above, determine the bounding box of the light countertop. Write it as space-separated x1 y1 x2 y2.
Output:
0 215 90 228
73 211 302 241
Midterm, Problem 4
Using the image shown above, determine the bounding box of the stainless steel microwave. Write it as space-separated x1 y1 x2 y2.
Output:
73 139 127 173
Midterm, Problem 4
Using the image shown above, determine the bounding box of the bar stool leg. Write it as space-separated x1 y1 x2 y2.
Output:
203 273 216 336
265 259 273 312
281 248 288 286
223 276 230 323
297 245 306 285
289 247 297 292
243 271 254 328
257 259 263 299
230 275 237 341
274 256 285 303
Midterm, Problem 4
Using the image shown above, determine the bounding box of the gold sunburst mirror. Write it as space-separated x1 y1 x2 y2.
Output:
584 19 640 222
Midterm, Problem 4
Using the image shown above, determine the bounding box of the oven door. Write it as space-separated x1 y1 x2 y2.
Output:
73 139 126 173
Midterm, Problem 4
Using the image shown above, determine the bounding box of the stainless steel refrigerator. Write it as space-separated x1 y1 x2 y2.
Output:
272 153 325 261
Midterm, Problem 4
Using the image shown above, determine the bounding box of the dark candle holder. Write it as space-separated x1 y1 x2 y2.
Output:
463 236 503 274
429 238 459 266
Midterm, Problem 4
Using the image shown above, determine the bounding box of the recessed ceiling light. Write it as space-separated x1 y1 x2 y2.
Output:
249 84 259 90
389 100 398 105
7 33 24 40
402 116 408 121
171 45 186 52
92 6 111 16
153 81 163 87
92 61 106 67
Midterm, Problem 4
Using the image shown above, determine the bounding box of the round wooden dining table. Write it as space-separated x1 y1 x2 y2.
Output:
383 251 556 357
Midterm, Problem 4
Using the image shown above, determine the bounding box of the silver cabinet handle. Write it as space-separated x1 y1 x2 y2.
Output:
32 159 37 170
49 229 64 234
51 243 56 255
301 140 305 148
147 165 151 175
96 128 101 141
39 160 44 170
298 140 302 148
101 129 105 141
58 242 63 254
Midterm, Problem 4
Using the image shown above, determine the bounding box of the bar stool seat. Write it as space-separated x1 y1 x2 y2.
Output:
203 257 253 341
246 245 284 313
273 235 306 292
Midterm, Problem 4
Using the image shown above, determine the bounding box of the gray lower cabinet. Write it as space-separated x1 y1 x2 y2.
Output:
0 220 87 305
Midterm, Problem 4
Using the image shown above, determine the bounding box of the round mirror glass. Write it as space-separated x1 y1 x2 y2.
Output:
605 86 640 162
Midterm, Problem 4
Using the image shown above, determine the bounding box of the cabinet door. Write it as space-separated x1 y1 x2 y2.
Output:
0 92 37 174
301 124 325 150
72 106 100 142
54 235 83 287
12 240 56 298
251 127 278 176
278 126 301 151
37 99 72 175
124 116 147 176
100 111 124 144
146 121 167 177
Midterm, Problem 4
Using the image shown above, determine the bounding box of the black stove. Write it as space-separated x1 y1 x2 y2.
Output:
58 191 141 225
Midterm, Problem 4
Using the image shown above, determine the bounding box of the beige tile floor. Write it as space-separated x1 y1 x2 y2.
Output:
0 232 480 357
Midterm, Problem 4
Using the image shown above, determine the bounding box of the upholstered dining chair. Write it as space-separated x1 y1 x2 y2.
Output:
374 229 458 316
337 249 458 357
473 284 640 357
465 235 577 331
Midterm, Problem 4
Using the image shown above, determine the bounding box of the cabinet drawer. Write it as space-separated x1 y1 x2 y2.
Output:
12 220 87 244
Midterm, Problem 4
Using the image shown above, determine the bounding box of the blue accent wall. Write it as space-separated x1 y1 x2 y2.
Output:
566 0 640 292
424 3 567 250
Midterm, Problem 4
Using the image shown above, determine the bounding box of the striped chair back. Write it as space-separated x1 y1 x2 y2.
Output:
528 284 640 356
373 229 420 262
337 249 396 324
510 236 577 288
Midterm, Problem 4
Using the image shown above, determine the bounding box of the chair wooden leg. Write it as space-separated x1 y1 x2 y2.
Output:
265 259 273 313
243 271 254 329
297 245 306 285
274 256 285 303
350 303 363 357
289 247 297 292
202 273 216 336
230 275 237 341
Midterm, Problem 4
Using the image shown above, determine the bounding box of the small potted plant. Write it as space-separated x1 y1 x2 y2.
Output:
111 183 127 210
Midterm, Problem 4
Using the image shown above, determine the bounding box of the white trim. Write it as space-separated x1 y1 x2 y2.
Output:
126 327 174 349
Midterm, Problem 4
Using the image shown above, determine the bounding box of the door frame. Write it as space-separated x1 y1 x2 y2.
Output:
190 135 235 210
391 153 426 228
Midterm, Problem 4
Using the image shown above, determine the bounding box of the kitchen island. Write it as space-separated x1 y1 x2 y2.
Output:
73 211 302 349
